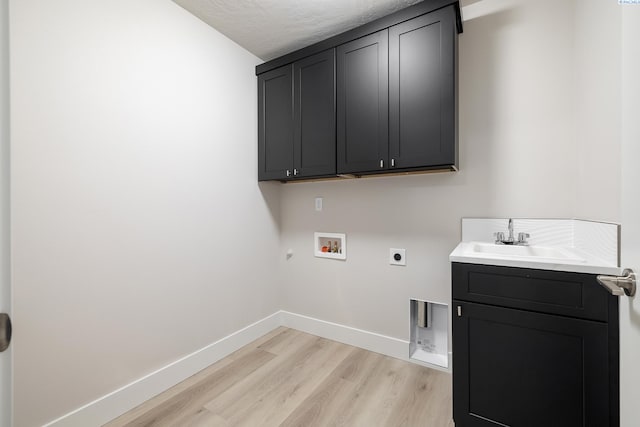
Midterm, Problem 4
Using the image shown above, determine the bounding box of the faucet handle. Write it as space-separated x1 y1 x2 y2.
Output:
517 232 530 244
494 232 505 243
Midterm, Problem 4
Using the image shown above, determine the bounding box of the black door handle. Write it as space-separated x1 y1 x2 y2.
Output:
0 313 11 352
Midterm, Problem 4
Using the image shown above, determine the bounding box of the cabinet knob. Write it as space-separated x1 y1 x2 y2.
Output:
286 170 291 177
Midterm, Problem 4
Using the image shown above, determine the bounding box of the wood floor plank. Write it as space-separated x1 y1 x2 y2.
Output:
104 357 237 427
331 347 386 383
279 371 358 427
110 349 276 427
105 328 287 427
204 334 327 418
227 327 291 361
327 356 414 427
355 358 420 427
217 340 355 426
384 365 453 427
255 327 304 355
179 409 229 427
107 328 455 427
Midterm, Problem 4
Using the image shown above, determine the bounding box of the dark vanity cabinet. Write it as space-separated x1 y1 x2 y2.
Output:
452 263 619 427
258 50 336 181
257 0 462 182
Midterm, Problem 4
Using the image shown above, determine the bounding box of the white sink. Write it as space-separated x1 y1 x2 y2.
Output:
467 242 586 263
449 219 621 275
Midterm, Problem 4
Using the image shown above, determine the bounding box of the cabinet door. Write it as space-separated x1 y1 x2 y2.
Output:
258 64 294 181
452 301 612 427
337 30 388 174
294 49 336 178
389 7 456 169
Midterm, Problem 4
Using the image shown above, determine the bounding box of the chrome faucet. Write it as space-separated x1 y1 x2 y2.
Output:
507 218 514 242
495 218 530 245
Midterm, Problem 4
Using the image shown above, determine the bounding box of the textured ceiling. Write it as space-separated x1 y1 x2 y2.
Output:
173 0 427 61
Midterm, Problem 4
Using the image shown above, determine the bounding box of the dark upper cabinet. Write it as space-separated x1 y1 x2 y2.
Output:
258 65 294 181
452 263 619 427
257 1 462 181
337 7 457 175
294 49 336 178
258 51 336 181
337 30 389 175
389 7 456 169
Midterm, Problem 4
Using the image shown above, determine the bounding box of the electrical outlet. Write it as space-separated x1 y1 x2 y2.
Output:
315 197 323 211
389 248 406 266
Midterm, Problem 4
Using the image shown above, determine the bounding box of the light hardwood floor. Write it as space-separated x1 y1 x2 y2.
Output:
105 327 454 427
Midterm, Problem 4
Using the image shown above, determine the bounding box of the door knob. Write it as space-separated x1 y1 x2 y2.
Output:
597 269 636 297
0 313 11 352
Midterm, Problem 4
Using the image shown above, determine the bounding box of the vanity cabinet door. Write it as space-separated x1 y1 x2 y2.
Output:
452 301 613 427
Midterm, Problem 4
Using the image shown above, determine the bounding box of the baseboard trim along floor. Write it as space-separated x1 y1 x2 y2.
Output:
44 311 449 427
280 311 409 361
43 312 283 427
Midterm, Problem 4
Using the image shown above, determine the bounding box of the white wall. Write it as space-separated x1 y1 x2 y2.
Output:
279 0 621 341
0 0 12 425
573 0 621 221
9 1 281 426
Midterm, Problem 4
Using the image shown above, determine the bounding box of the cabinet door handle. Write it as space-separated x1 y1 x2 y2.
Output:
391 158 395 167
286 170 291 177
294 168 298 176
457 306 462 317
380 160 384 168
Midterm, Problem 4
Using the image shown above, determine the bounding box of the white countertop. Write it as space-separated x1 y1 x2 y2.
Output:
450 241 621 275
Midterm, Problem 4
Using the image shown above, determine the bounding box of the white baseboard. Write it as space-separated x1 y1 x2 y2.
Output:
280 311 410 361
44 310 449 426
280 311 451 373
43 311 282 427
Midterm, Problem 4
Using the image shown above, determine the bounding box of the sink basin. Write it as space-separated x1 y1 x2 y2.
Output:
469 242 586 263
449 218 621 275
